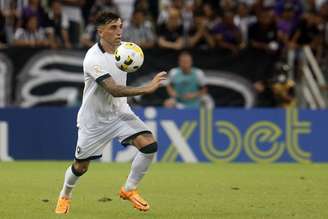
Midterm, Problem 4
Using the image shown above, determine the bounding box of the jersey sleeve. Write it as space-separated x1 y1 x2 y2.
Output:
165 68 178 85
195 69 206 87
83 56 111 84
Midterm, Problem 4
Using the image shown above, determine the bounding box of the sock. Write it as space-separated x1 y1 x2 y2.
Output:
124 152 155 191
59 165 80 198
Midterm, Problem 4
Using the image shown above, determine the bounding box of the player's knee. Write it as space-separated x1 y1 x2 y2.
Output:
72 162 89 176
139 142 158 154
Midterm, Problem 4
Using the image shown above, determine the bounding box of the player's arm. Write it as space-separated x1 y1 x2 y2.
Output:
99 72 167 97
166 84 177 98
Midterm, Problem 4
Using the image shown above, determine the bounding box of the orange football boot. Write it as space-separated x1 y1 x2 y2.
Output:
119 187 150 211
55 196 71 214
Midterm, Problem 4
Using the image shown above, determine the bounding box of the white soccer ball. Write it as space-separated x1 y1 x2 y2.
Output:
114 42 144 73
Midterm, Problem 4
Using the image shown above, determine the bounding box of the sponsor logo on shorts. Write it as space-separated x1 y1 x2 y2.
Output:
77 146 81 154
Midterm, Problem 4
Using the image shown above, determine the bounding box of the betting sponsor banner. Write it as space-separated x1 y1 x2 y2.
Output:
0 107 326 163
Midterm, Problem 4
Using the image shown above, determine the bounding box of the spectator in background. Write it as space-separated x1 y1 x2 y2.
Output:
164 51 209 108
0 10 7 48
275 0 303 17
90 0 120 18
319 1 328 48
61 0 85 47
187 10 215 49
289 12 322 53
250 0 274 16
247 9 280 98
122 9 156 48
157 0 171 25
157 0 194 33
277 3 297 48
202 2 220 30
218 0 237 17
318 1 328 85
81 0 119 48
234 2 256 47
178 0 194 34
157 7 184 50
271 74 296 107
46 0 72 49
134 0 159 22
302 0 318 13
13 15 50 47
213 11 242 54
248 9 279 55
80 14 97 48
20 0 48 28
2 0 20 45
288 12 323 76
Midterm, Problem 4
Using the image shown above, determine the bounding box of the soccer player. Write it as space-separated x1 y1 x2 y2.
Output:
55 12 167 214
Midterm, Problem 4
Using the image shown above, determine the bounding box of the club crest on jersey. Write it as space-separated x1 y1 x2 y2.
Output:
77 146 81 154
93 65 102 75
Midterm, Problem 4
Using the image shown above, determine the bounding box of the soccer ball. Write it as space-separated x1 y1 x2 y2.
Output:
114 42 144 73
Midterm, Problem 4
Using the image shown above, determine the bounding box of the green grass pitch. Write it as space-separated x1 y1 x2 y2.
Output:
0 162 327 219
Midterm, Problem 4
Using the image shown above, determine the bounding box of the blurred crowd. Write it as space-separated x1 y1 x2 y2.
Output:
1 0 328 108
0 0 327 52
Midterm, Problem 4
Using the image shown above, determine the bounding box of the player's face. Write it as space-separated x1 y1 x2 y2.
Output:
98 19 122 47
179 54 192 73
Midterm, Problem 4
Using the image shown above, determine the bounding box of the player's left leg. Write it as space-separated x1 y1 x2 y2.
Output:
125 132 157 191
119 132 157 211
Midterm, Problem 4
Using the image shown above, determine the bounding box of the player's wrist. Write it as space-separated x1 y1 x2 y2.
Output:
141 84 152 95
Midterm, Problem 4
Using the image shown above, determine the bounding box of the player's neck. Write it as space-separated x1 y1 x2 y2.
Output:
99 39 117 54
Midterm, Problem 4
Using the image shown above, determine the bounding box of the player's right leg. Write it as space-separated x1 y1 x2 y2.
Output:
55 160 90 214
55 124 109 214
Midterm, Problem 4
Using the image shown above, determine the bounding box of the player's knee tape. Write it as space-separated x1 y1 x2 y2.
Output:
71 164 87 177
139 142 158 154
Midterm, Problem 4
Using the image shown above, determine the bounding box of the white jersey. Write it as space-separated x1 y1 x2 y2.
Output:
74 42 151 160
77 42 131 128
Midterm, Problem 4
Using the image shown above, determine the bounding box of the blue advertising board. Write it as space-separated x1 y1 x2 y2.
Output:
0 107 327 163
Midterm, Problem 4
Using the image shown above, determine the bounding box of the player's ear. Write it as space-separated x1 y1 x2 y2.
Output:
97 26 103 37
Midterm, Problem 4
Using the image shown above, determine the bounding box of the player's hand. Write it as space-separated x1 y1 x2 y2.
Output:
182 92 198 100
144 71 167 94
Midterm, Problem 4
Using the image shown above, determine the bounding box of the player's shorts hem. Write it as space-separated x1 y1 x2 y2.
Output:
121 130 152 146
74 155 102 161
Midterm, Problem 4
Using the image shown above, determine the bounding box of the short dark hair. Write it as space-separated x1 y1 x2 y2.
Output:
179 50 192 58
132 9 145 16
95 11 120 27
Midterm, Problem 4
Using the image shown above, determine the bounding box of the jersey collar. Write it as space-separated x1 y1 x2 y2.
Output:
98 41 106 53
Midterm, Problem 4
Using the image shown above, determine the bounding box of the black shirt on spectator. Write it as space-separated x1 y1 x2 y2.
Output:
157 23 183 42
248 22 278 43
294 18 320 45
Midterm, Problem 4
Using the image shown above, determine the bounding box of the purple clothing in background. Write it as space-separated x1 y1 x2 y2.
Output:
277 19 296 37
275 0 303 17
212 23 240 45
21 6 48 27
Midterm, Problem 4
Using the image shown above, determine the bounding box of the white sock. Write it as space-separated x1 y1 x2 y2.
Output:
59 165 80 198
124 152 155 191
